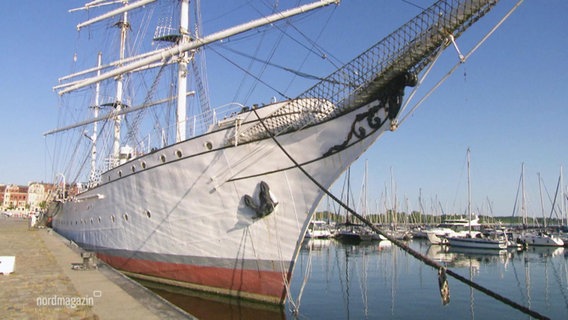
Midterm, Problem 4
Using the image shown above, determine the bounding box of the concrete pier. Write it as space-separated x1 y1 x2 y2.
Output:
0 217 194 319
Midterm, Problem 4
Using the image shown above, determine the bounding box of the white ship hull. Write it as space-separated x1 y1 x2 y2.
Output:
446 236 507 250
48 0 501 305
521 233 564 247
426 228 457 244
52 99 393 304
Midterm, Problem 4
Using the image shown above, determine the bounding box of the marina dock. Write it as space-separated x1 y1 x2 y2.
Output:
0 218 194 319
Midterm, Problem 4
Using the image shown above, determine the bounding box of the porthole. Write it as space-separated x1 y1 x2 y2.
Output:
146 210 151 218
90 218 94 224
175 149 183 158
111 215 115 223
141 161 147 169
118 170 122 178
205 141 213 150
160 154 166 163
98 217 102 223
131 165 136 173
124 213 129 221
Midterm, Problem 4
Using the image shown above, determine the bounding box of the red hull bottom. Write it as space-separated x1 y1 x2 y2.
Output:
97 253 290 304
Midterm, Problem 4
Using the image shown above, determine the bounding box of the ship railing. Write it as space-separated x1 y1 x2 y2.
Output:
188 102 250 136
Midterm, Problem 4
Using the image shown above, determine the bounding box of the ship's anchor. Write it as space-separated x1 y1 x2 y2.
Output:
243 181 278 219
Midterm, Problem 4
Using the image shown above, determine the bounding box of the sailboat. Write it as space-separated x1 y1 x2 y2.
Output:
305 220 332 239
46 0 507 304
334 167 376 243
515 164 564 247
425 215 481 244
446 149 507 250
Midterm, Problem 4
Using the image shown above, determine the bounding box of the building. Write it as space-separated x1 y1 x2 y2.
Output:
1 182 55 214
0 185 5 208
3 185 28 212
27 182 54 213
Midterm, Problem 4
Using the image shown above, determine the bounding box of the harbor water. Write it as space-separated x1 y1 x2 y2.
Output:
152 238 568 319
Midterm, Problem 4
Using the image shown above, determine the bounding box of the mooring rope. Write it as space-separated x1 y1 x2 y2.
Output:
251 107 550 320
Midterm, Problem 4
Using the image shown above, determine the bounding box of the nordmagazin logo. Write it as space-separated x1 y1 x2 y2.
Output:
36 291 100 309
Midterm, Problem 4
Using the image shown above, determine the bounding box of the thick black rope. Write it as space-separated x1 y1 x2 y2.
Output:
251 108 550 320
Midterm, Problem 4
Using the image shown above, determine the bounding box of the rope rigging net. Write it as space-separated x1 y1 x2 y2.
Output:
234 0 498 146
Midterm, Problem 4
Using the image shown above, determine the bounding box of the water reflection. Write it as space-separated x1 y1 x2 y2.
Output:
525 246 564 258
425 243 568 319
144 283 285 320
427 245 511 271
146 239 568 319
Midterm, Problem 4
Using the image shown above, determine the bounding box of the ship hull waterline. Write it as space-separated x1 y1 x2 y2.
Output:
51 97 396 304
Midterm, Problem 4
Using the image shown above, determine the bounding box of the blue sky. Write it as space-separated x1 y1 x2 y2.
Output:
1 1 566 218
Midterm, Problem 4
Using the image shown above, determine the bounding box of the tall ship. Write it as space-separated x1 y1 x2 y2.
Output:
47 0 505 304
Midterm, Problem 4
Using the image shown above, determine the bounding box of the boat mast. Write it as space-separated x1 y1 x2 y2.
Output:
418 188 424 225
90 52 102 185
391 167 397 228
346 167 351 224
561 166 566 226
538 172 547 228
467 148 472 234
363 160 368 218
57 0 339 95
176 0 190 143
521 163 527 227
112 4 129 166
